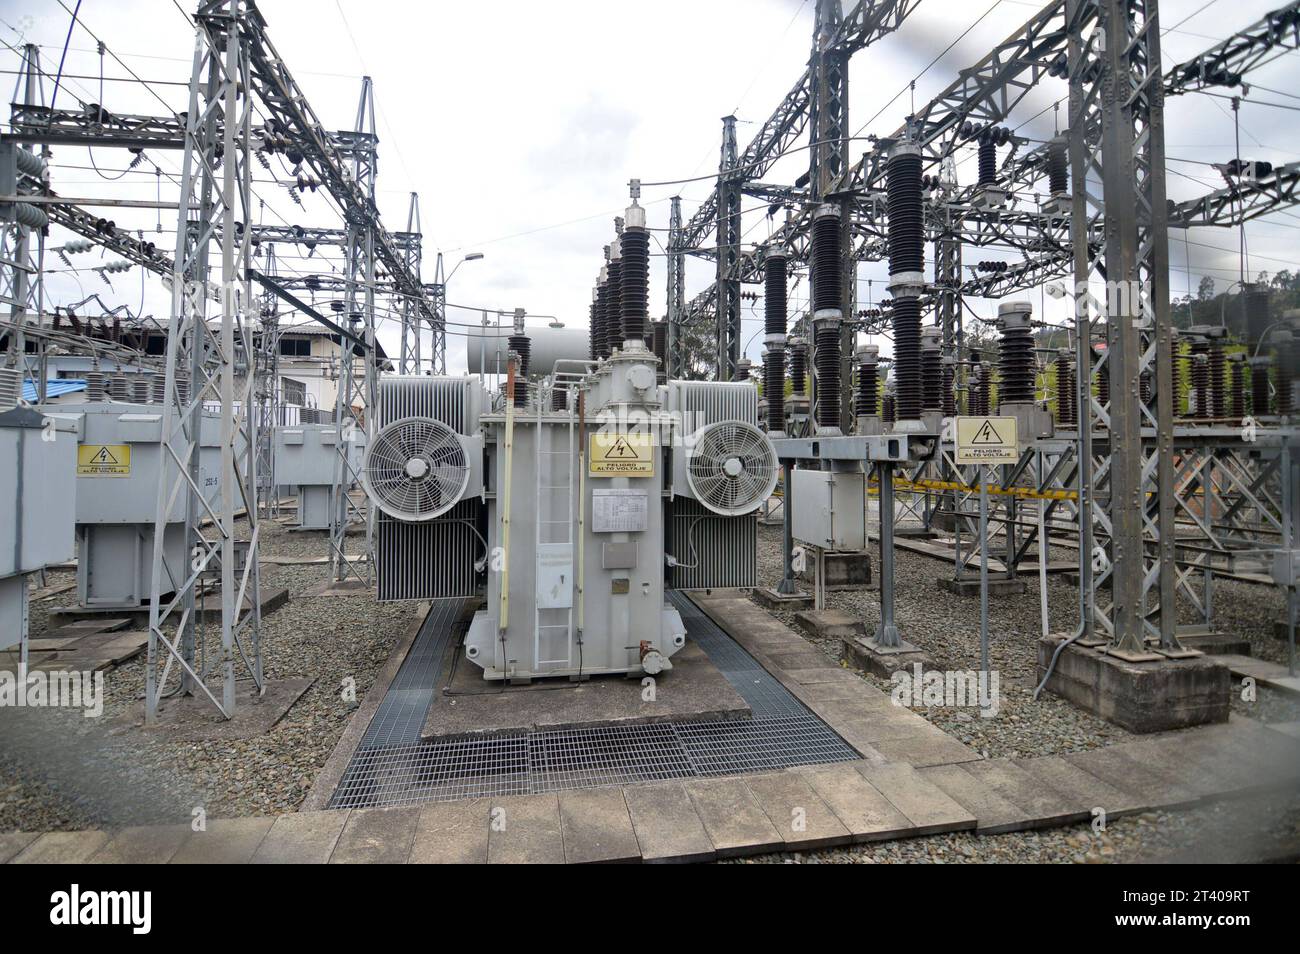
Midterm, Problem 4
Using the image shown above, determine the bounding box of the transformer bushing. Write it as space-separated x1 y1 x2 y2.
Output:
855 343 880 434
978 134 997 186
810 204 843 433
734 357 752 383
595 268 611 360
1095 345 1110 414
1170 341 1185 416
606 254 623 350
1055 349 1075 427
882 389 896 426
1046 138 1068 197
921 328 942 413
1249 355 1273 416
509 333 531 408
1190 338 1209 419
619 203 649 348
788 335 808 395
1208 340 1226 420
996 302 1034 407
1228 352 1246 421
887 139 924 428
764 250 789 434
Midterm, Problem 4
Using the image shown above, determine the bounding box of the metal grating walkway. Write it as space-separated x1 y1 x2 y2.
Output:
329 592 858 809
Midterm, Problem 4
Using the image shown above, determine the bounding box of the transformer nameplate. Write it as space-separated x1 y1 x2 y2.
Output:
592 489 648 532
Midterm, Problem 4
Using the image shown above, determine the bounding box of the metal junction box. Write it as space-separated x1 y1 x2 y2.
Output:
0 407 77 649
791 468 867 551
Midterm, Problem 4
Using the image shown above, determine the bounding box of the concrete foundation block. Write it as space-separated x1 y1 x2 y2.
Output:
936 574 1027 597
751 586 815 611
795 550 872 590
1036 635 1230 733
795 609 865 641
841 635 934 679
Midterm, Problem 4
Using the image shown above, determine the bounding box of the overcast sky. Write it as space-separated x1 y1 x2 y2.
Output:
4 0 1298 372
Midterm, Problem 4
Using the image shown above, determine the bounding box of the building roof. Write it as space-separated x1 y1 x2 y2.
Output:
24 379 87 401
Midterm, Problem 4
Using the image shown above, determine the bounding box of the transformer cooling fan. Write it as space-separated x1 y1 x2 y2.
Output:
686 420 779 517
363 417 469 522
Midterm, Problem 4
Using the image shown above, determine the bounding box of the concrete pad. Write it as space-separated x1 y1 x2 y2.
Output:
1038 635 1231 732
624 780 715 864
0 832 38 863
917 764 1029 834
1102 737 1239 801
252 811 349 863
124 678 314 742
957 760 1088 828
11 829 111 863
91 824 191 864
795 609 865 640
409 799 490 864
744 771 853 851
936 574 1027 597
487 794 565 864
794 763 914 842
558 788 641 864
170 817 274 863
330 807 419 863
857 762 977 835
1064 746 1202 810
423 640 750 740
1012 755 1148 820
841 635 934 678
869 730 981 768
752 587 814 611
684 776 784 857
1219 653 1300 696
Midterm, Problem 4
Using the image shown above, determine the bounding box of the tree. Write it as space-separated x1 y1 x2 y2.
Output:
1197 275 1216 301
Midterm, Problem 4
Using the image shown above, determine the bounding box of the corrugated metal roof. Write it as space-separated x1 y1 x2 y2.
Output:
23 379 87 401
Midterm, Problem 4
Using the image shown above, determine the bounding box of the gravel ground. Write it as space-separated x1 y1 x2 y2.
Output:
0 512 414 833
725 789 1300 864
740 516 1300 863
753 519 1298 757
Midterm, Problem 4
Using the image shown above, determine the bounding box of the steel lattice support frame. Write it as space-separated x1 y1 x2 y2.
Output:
146 0 263 721
428 252 447 376
255 241 280 518
398 192 423 375
1 44 46 398
665 195 685 380
715 115 742 380
330 78 379 586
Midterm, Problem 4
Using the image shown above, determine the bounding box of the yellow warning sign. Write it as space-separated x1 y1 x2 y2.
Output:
589 432 654 477
954 416 1018 465
77 443 132 477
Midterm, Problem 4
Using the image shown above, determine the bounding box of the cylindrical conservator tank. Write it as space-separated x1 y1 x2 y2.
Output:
464 323 591 378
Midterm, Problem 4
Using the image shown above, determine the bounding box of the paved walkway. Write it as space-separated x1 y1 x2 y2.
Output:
5 592 1298 863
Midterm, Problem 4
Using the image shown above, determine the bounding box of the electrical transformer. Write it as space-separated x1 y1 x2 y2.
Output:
46 399 224 610
273 422 361 530
361 196 777 681
0 404 77 648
